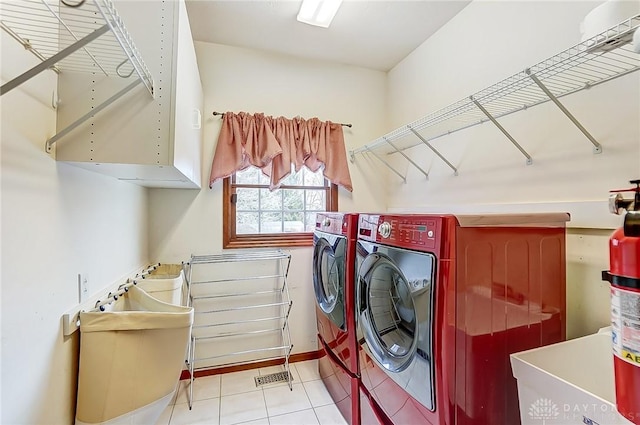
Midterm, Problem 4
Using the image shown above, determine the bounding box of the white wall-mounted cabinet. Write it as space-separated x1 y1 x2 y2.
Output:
55 0 202 189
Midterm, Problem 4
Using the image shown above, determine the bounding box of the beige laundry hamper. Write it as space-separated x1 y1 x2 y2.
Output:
135 264 185 305
75 285 193 425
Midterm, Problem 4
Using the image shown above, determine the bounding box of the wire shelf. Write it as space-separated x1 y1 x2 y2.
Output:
0 0 153 95
351 14 640 164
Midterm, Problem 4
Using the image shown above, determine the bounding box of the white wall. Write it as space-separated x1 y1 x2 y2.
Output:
1 33 149 424
148 42 387 356
377 0 640 338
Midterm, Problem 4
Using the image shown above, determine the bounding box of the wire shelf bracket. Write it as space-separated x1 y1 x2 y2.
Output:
383 137 429 179
407 127 459 175
1 25 110 95
349 13 640 171
526 70 602 154
0 0 155 150
367 148 407 183
0 21 61 75
470 96 533 165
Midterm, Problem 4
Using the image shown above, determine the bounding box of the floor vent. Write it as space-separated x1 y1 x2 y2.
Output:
254 371 292 387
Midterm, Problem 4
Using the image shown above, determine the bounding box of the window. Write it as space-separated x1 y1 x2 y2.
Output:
223 166 338 248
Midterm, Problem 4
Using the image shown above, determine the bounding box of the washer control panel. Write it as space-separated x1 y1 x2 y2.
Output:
378 222 392 238
358 214 442 251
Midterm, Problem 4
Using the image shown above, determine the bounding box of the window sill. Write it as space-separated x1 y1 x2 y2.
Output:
223 233 314 249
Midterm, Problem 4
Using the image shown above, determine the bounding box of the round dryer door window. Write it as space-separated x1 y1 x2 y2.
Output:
359 253 417 373
313 237 346 329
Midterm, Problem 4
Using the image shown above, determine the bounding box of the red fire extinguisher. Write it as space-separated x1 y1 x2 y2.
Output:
603 179 640 424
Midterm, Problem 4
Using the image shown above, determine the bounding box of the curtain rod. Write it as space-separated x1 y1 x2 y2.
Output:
212 111 352 128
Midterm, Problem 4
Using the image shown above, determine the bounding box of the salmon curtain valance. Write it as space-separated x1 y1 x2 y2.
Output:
209 112 353 191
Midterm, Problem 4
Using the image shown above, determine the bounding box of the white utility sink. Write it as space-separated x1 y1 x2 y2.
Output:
511 328 633 425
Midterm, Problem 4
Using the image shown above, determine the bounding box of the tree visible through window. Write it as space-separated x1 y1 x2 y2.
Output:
223 166 338 248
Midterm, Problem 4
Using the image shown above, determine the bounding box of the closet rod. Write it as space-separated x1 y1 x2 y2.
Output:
212 111 352 128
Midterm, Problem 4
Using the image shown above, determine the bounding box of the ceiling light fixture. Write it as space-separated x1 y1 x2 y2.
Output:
296 0 343 28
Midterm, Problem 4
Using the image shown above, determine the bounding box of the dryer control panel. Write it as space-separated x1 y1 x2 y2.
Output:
358 214 445 252
316 212 359 238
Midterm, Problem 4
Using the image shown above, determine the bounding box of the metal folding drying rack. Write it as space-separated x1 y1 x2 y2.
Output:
350 14 640 180
0 0 154 151
184 250 293 409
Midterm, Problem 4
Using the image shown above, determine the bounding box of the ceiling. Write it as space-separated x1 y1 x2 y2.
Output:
185 1 471 72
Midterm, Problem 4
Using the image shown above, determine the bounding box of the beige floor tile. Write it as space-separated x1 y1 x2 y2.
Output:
303 379 334 407
293 360 321 382
221 369 260 396
314 404 348 425
286 363 302 382
155 403 173 425
170 398 220 425
269 408 320 425
175 375 222 404
220 390 267 425
263 382 312 417
233 418 270 425
170 362 346 425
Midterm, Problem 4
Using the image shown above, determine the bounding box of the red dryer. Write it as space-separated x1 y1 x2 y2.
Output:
313 212 360 425
355 213 569 425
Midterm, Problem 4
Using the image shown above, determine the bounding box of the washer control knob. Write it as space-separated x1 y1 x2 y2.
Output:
427 230 434 238
378 222 392 238
323 218 331 227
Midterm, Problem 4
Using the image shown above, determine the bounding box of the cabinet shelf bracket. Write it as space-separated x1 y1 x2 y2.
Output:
527 69 602 154
408 127 459 176
471 97 533 165
383 137 429 180
0 24 110 96
45 79 143 152
366 148 407 183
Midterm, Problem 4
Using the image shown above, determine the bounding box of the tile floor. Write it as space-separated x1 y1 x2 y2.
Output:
155 360 349 425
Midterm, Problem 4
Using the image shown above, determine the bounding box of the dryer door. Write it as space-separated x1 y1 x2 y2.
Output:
313 232 346 330
357 244 436 410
